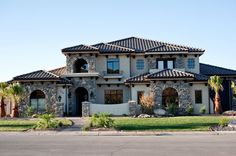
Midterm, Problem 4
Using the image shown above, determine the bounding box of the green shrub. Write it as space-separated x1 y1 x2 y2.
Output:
200 106 206 114
166 103 178 115
35 113 60 130
90 113 114 128
186 105 194 115
24 105 34 117
218 118 229 127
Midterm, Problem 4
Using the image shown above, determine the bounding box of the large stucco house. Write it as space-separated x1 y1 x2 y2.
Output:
10 37 236 116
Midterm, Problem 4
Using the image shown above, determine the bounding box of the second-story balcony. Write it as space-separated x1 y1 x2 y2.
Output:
102 70 124 79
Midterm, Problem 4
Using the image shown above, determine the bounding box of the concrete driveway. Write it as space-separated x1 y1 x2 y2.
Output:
0 134 236 156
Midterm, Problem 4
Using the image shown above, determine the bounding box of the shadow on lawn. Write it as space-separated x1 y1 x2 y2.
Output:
115 122 217 131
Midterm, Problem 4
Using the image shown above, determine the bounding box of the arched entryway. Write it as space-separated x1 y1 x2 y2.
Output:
30 90 46 113
75 87 88 116
162 87 179 107
74 59 88 73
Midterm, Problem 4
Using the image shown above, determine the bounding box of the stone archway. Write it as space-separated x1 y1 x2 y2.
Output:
75 87 88 116
162 87 179 107
74 59 88 73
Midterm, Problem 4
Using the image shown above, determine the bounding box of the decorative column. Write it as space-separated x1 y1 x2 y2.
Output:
82 101 90 117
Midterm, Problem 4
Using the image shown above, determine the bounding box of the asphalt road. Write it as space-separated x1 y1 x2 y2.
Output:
0 134 236 156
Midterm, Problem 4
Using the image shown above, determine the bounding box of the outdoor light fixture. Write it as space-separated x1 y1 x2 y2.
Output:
58 95 62 102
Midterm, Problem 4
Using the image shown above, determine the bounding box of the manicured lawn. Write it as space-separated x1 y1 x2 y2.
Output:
0 118 73 132
114 116 232 131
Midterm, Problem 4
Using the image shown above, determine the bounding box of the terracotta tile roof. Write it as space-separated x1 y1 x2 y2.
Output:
48 67 66 76
146 69 194 79
125 73 150 83
125 69 208 83
93 43 134 53
13 70 60 81
200 63 236 76
62 37 204 53
62 44 98 52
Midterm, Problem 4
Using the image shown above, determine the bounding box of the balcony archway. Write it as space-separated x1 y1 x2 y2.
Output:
74 59 88 73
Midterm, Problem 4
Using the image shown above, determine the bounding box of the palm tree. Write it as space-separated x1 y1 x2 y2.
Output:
208 75 224 114
8 83 24 117
0 82 9 117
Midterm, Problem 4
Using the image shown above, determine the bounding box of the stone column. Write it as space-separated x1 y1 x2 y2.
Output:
129 100 137 116
82 101 90 117
55 102 64 117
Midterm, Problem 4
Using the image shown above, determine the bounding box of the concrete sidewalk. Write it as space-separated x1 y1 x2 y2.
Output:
1 130 236 136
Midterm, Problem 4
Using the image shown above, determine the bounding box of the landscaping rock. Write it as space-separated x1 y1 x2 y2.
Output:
222 110 236 116
154 109 166 116
228 120 236 128
137 114 154 118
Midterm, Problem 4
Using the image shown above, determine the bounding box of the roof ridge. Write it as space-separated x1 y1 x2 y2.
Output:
105 43 135 51
43 70 60 78
107 36 136 44
108 36 204 52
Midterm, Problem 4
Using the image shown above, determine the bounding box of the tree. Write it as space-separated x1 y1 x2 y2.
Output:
140 93 154 114
208 75 224 114
8 83 24 117
0 82 9 117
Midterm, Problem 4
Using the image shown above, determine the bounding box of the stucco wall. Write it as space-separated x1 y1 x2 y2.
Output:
96 84 130 104
90 103 129 115
130 84 150 102
185 55 200 74
130 56 149 76
190 83 209 114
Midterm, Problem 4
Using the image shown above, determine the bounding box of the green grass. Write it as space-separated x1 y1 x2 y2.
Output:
0 118 73 132
113 116 231 131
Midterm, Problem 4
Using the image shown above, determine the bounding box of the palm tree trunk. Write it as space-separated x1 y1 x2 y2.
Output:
0 97 6 117
214 93 222 114
12 97 19 117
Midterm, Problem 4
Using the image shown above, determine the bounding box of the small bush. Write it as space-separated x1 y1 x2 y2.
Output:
140 93 154 115
166 103 178 115
90 113 114 128
186 105 194 115
24 105 34 117
200 106 206 114
35 113 60 130
218 118 229 127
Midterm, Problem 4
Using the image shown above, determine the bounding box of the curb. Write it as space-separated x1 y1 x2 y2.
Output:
1 131 236 136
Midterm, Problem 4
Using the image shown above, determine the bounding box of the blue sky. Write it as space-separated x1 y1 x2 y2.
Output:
0 0 236 81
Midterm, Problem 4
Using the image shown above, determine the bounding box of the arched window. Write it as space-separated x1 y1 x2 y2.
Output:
162 87 179 107
30 90 46 113
74 59 88 73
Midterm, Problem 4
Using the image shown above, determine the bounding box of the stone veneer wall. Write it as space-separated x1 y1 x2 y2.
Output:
68 77 96 115
147 55 185 69
18 82 63 117
66 54 96 73
150 81 192 114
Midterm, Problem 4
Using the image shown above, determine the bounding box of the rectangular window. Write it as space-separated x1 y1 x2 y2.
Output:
107 58 119 74
156 59 175 69
136 59 144 70
137 91 144 104
195 90 202 104
157 61 164 70
105 90 123 104
167 60 174 69
188 58 195 69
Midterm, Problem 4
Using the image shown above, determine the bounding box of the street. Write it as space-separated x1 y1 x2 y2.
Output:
0 134 236 156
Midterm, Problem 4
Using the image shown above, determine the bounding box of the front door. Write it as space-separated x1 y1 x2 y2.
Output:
75 87 88 116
